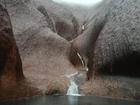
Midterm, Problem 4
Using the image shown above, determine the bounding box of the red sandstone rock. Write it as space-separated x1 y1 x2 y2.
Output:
0 4 24 86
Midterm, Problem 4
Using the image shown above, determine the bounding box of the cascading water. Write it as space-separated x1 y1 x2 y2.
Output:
66 52 88 96
66 77 80 96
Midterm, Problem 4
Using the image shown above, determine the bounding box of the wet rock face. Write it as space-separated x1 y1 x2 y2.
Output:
0 4 24 85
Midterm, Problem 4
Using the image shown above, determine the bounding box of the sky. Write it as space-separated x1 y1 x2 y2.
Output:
53 0 103 6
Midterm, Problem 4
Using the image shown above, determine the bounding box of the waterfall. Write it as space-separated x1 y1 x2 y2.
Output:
66 79 80 96
66 72 81 96
66 51 88 96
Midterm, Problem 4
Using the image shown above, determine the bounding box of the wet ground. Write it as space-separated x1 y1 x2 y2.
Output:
0 95 140 105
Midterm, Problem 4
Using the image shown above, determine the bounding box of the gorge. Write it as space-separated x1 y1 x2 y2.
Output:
0 0 140 103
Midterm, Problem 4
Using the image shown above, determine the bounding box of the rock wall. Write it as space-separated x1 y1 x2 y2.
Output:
0 4 23 86
70 0 140 78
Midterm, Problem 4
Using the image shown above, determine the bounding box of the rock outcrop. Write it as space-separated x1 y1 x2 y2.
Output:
94 0 140 75
0 3 41 100
0 4 24 85
70 0 140 78
69 0 140 99
0 0 78 99
34 0 80 41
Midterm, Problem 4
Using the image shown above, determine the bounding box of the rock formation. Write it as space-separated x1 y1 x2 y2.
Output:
70 0 140 79
0 0 139 101
0 4 24 86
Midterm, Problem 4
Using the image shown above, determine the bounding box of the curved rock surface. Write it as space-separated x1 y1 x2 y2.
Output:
0 4 23 85
69 0 140 99
71 0 140 77
0 0 78 100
